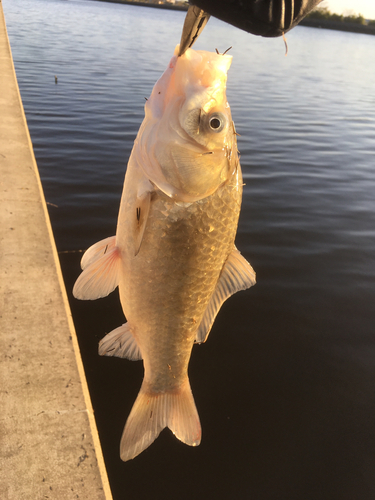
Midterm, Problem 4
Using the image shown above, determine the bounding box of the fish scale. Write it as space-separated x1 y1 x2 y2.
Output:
122 173 242 356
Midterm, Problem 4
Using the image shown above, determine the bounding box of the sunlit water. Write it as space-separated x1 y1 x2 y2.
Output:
3 0 375 498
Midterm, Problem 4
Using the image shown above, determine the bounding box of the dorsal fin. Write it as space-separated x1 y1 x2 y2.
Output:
73 235 120 300
98 323 142 361
195 248 256 344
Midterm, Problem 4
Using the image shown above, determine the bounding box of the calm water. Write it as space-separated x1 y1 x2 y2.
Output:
3 0 375 498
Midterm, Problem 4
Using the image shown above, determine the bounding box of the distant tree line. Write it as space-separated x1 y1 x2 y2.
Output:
308 6 375 26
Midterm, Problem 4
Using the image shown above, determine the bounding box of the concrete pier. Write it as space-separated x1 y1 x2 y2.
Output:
0 3 112 499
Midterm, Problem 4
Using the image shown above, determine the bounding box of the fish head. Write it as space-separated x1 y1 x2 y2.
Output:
135 46 239 202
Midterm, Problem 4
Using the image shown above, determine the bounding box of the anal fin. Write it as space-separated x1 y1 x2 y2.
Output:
196 248 256 344
98 322 142 361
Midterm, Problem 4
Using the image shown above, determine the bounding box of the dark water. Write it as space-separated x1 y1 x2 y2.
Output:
3 0 375 498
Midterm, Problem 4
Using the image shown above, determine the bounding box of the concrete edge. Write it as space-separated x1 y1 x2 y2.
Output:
1 5 113 499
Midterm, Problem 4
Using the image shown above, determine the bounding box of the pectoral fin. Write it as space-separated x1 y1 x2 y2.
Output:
134 191 151 256
98 322 142 361
195 248 256 344
73 236 120 300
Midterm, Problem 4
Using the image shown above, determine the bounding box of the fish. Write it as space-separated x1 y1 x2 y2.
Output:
73 45 256 461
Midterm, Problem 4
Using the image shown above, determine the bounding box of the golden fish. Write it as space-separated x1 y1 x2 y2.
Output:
73 45 255 461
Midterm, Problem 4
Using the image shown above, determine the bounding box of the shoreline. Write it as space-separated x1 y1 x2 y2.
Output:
90 0 188 12
300 17 375 36
0 3 112 498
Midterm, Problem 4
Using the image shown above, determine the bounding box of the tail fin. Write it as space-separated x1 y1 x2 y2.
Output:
120 379 201 461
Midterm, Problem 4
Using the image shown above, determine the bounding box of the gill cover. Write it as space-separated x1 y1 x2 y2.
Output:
134 45 238 202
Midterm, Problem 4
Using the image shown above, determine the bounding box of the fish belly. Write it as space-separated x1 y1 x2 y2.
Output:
117 161 242 393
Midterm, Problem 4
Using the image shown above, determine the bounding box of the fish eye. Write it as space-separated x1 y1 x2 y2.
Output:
210 117 221 129
208 113 226 133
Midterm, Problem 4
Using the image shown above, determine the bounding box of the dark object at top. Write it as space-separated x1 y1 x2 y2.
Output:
190 0 322 37
179 6 211 56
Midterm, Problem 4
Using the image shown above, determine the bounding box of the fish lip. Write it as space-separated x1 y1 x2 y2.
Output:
178 6 210 56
